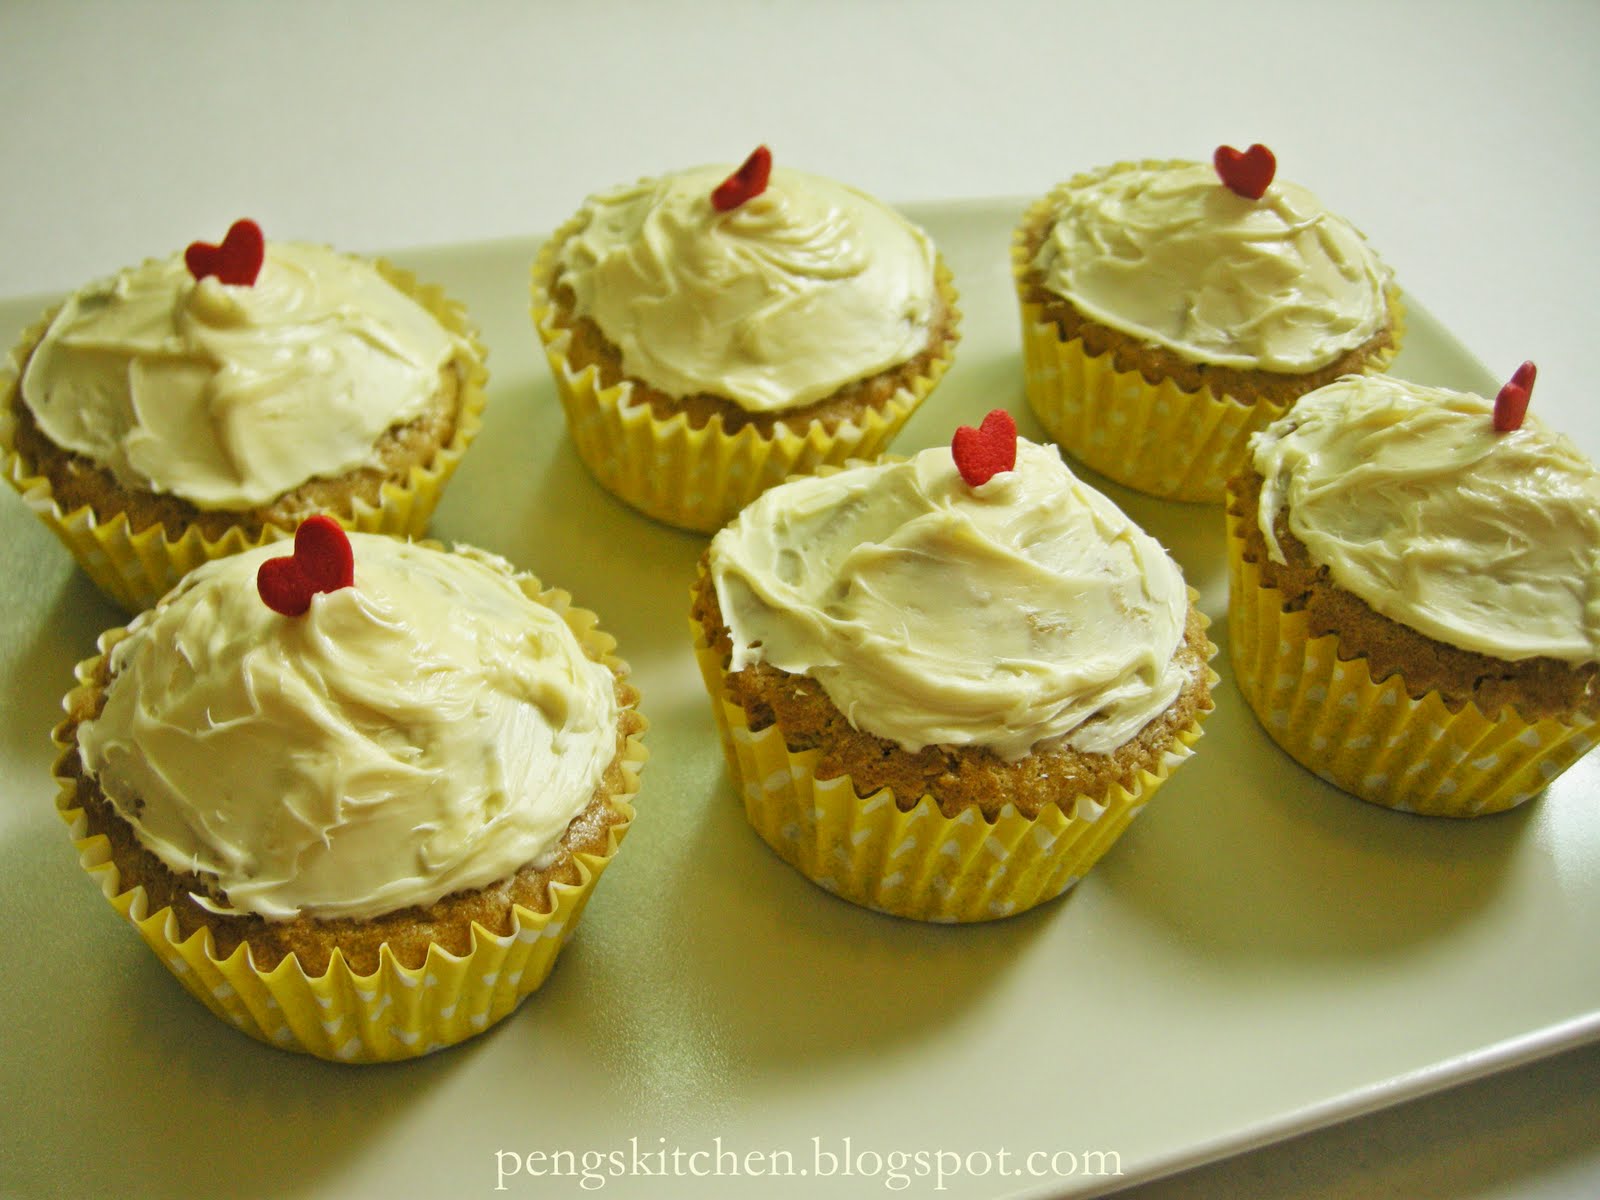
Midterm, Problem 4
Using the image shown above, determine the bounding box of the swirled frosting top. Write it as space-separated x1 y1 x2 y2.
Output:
1031 160 1392 373
20 243 458 509
708 440 1191 759
77 535 622 921
1250 374 1600 663
552 164 939 411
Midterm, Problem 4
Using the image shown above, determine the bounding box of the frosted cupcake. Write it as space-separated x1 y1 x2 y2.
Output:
3 219 488 610
691 412 1216 921
1228 370 1600 816
53 522 646 1061
532 147 959 532
1013 147 1402 502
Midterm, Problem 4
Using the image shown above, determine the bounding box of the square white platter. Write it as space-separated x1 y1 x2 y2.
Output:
1 199 1596 1199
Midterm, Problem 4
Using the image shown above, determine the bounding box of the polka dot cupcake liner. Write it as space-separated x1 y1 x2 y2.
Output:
1010 178 1403 504
530 218 959 534
690 596 1216 923
2 258 490 612
52 577 647 1062
1226 503 1599 816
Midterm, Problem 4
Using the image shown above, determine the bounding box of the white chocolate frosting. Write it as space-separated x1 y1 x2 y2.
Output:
708 440 1191 759
77 535 622 921
1031 161 1392 374
21 243 458 509
552 164 938 411
1250 374 1600 664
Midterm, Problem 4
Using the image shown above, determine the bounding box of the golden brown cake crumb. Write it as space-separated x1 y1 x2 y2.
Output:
544 274 958 436
692 558 1213 820
60 648 643 977
1228 467 1599 720
10 354 465 543
1014 205 1399 406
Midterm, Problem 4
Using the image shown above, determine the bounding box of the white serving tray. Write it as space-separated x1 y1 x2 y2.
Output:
1 199 1596 1199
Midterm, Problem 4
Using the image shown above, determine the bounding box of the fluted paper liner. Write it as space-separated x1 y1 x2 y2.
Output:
52 577 647 1063
1225 505 1598 816
691 610 1214 922
1010 175 1403 503
531 216 959 533
2 257 490 612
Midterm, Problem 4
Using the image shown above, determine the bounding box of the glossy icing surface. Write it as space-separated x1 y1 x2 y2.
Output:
1251 374 1600 663
21 243 457 508
1032 161 1391 373
709 440 1191 758
553 164 938 410
78 536 621 920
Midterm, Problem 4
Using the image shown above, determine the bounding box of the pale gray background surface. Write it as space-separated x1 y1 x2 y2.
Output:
2 3 1596 1198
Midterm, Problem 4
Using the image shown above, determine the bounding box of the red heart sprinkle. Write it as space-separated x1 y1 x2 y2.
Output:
1213 144 1277 200
711 145 773 213
185 218 265 286
951 409 1019 487
1493 360 1537 432
256 515 355 616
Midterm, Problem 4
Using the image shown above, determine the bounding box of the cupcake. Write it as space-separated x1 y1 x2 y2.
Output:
691 411 1216 921
1227 370 1600 816
531 146 959 533
52 521 646 1061
1013 147 1402 502
2 219 488 611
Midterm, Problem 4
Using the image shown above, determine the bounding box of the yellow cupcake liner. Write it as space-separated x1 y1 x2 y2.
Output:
691 613 1214 923
52 575 646 1063
2 256 490 612
531 217 959 534
1010 175 1403 503
1225 505 1599 816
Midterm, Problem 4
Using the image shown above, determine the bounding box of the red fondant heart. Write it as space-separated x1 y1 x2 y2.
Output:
185 219 265 286
951 409 1018 487
256 515 355 616
711 145 773 213
1493 360 1537 432
1213 144 1277 200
